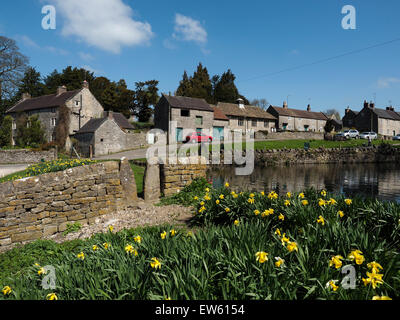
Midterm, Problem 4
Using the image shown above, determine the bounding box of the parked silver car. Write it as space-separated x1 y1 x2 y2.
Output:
360 132 378 140
343 129 359 139
393 134 400 141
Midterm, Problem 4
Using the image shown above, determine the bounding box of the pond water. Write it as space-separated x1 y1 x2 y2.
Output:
207 163 400 202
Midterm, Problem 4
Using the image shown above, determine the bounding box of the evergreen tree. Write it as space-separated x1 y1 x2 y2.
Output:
15 114 46 148
213 69 240 104
100 83 118 112
190 63 213 103
133 80 159 123
115 79 134 118
43 66 95 94
176 71 192 97
16 67 45 98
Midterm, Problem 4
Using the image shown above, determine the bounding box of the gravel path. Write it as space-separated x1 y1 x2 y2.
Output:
48 200 194 243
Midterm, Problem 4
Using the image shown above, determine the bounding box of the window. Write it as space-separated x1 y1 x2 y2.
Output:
252 119 257 127
238 117 244 126
75 101 80 106
12 121 16 130
180 109 190 117
264 120 268 128
195 116 203 126
51 108 56 113
282 123 288 131
304 125 309 132
51 118 57 127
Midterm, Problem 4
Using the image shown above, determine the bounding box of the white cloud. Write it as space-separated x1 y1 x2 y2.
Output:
163 38 177 50
79 52 94 61
173 13 207 44
18 35 40 48
45 46 69 55
82 65 101 75
49 0 154 54
377 77 400 88
16 35 69 55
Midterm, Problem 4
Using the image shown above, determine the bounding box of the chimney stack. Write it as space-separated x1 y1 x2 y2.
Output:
345 106 350 113
21 92 31 101
82 80 89 89
307 104 311 112
369 101 375 109
363 100 369 109
237 98 245 109
57 85 67 96
283 101 288 109
107 111 113 119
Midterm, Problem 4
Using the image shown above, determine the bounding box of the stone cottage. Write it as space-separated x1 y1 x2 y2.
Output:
5 81 104 150
353 101 400 137
154 94 215 143
73 111 143 157
342 107 359 128
267 102 328 132
215 99 277 134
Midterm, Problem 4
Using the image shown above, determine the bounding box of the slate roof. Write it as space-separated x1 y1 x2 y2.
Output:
216 102 276 120
103 112 134 130
6 90 80 113
162 94 214 112
75 118 107 134
212 106 229 121
268 106 328 121
370 107 400 121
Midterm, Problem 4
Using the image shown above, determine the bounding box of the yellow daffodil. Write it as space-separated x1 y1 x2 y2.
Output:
92 245 98 251
160 231 167 240
278 213 285 221
326 280 339 292
255 251 268 263
254 209 260 216
301 199 309 206
372 296 392 300
298 192 305 199
260 191 265 196
150 257 161 269
328 198 337 205
108 225 114 232
194 196 199 200
77 252 85 260
284 200 290 206
234 220 240 226
2 286 12 296
318 199 326 207
268 191 278 199
281 233 290 246
286 192 292 198
205 188 210 192
274 257 285 268
170 229 176 237
216 199 220 204
321 190 327 197
219 194 224 200
225 207 231 213
275 228 281 237
363 270 384 289
231 191 236 196
247 198 255 204
329 255 344 269
38 267 45 275
46 293 58 300
103 242 109 249
224 182 229 187
348 250 365 265
367 261 383 273
337 210 344 218
134 235 142 243
233 193 238 199
198 206 206 213
204 195 211 201
287 241 298 252
125 244 138 256
344 199 352 205
317 215 325 225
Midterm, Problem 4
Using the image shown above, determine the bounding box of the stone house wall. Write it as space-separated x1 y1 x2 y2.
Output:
0 149 57 164
0 159 137 252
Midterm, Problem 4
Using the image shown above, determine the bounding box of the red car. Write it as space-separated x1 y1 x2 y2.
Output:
185 132 213 143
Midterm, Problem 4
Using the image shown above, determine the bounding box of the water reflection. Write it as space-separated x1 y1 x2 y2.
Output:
208 163 400 202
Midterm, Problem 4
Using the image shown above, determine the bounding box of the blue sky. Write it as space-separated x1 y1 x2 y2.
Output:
1 0 400 116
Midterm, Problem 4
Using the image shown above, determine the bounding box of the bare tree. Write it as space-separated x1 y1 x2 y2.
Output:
325 108 341 120
251 98 270 110
0 36 29 101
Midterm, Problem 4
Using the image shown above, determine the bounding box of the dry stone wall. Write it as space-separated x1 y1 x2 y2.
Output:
0 159 137 252
0 149 57 164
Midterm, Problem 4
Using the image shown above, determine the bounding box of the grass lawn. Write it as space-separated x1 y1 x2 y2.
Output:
129 161 145 196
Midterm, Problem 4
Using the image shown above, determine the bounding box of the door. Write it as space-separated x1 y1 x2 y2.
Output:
176 127 183 142
213 126 224 141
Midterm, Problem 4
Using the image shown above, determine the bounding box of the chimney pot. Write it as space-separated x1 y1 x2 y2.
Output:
369 101 375 109
237 98 245 109
22 92 31 100
283 101 288 109
307 104 311 112
57 85 67 96
82 80 89 89
345 106 350 113
363 100 369 109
